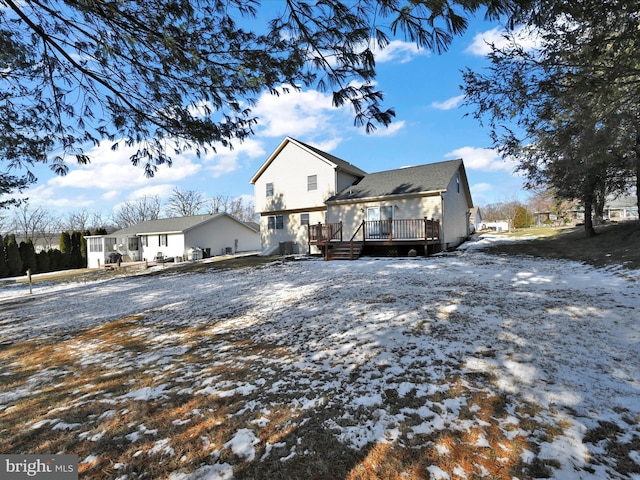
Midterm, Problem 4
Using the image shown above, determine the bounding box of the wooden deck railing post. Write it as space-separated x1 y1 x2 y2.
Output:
362 220 366 244
423 217 428 254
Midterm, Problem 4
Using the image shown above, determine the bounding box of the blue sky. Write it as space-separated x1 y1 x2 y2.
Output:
17 12 536 217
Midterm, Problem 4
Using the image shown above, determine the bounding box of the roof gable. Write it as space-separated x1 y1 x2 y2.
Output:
327 159 465 202
111 213 252 237
250 137 366 184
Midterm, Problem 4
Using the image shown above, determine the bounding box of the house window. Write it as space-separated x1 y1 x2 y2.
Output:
267 215 284 230
128 237 139 251
266 182 274 197
456 174 460 193
89 238 103 253
301 213 310 226
159 234 168 246
307 175 317 191
141 235 148 247
105 237 116 253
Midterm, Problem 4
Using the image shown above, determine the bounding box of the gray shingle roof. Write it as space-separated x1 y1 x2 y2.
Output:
327 159 463 202
111 214 225 236
294 139 368 177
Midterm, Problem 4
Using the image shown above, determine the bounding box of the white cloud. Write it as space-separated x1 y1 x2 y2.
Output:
48 141 201 191
252 83 406 143
305 137 343 153
253 87 346 139
445 146 518 173
19 140 203 215
465 25 541 56
470 182 493 193
127 184 175 200
370 39 431 64
19 183 98 210
431 95 465 111
366 120 406 137
198 138 266 178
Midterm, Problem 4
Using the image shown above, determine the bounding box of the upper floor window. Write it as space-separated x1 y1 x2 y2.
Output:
266 182 274 197
307 175 317 191
456 174 460 193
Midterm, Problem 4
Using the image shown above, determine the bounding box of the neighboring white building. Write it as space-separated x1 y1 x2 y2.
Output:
469 206 482 233
604 194 638 221
85 213 260 268
479 221 510 232
251 137 474 258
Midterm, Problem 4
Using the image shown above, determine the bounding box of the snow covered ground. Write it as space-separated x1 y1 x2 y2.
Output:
1 236 639 479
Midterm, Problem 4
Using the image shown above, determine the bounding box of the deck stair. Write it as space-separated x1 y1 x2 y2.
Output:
326 242 363 260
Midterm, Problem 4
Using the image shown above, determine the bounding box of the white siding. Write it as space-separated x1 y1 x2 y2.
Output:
441 172 471 247
140 218 260 261
254 142 337 214
326 168 472 249
185 215 261 255
259 210 325 255
85 236 106 268
86 235 141 268
327 195 442 239
254 141 350 254
141 233 184 261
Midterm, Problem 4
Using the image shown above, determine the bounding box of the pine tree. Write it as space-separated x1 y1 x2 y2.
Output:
70 231 83 268
0 236 9 278
48 249 61 271
36 250 50 273
81 230 91 268
2 0 521 204
20 238 38 273
6 235 23 277
59 232 71 269
513 206 532 229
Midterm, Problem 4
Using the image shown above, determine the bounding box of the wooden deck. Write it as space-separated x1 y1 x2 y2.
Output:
308 219 441 260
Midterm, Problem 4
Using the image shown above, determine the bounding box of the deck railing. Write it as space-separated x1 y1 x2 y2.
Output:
308 222 343 243
425 218 440 241
310 218 440 244
365 219 421 240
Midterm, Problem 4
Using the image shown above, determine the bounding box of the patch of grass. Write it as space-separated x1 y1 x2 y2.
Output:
1 311 578 480
480 221 640 270
143 254 276 276
6 254 277 287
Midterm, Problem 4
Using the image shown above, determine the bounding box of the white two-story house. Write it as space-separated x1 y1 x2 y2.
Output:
250 137 367 255
251 137 474 259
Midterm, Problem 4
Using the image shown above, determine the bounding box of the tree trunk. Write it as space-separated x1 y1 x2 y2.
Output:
583 197 597 237
635 130 640 214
